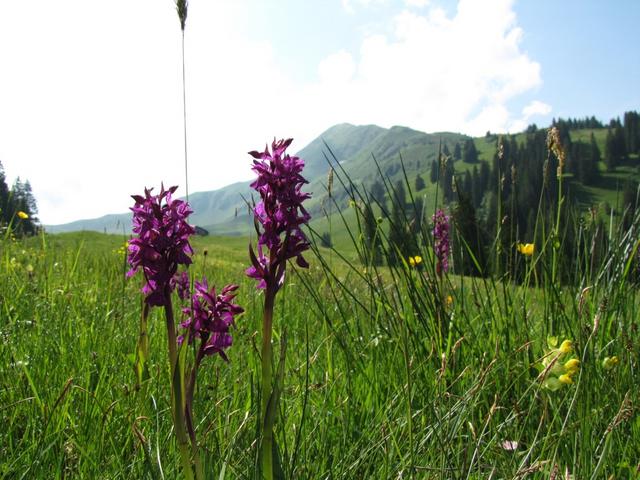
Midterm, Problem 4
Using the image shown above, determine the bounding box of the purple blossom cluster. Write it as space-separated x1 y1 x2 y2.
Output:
179 279 244 361
246 138 311 290
171 270 191 301
127 185 195 306
432 208 450 275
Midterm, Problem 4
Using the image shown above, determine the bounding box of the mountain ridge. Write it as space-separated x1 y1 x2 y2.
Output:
46 118 637 236
46 123 467 234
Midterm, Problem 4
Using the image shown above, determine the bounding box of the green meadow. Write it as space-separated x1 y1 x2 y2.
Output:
1 0 639 476
2 191 639 479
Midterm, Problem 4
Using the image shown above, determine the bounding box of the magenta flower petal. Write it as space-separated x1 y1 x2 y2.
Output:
127 185 195 306
180 277 244 360
432 208 451 274
246 138 311 290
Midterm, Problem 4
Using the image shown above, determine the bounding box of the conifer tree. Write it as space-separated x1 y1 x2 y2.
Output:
0 161 9 224
605 129 618 171
23 181 38 219
388 180 409 265
0 165 39 235
10 177 38 235
623 111 639 153
370 180 387 216
452 187 487 276
614 123 627 162
479 161 490 195
441 157 455 203
471 165 482 208
571 141 599 185
462 138 479 163
453 143 462 161
414 173 425 191
463 170 472 198
429 159 438 184
590 132 601 164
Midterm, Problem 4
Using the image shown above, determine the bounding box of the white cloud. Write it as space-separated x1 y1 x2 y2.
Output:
318 50 356 85
405 0 430 8
0 0 550 224
508 100 552 132
523 100 552 118
342 0 389 14
307 0 546 137
0 1 294 224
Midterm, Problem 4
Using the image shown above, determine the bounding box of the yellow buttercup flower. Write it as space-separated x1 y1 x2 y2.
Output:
517 243 534 256
408 255 422 267
446 295 453 306
17 211 29 219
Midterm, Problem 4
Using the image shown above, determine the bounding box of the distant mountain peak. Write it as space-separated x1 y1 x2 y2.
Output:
47 122 468 234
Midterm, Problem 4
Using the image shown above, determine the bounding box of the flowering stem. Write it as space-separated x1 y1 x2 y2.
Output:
185 349 205 480
164 295 194 480
552 172 563 287
164 297 179 374
134 302 150 389
261 288 275 480
181 29 189 203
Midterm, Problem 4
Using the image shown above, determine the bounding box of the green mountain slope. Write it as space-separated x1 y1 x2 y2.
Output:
45 121 638 237
45 123 468 234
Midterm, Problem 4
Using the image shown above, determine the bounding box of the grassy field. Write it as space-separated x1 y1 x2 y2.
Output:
1 190 639 479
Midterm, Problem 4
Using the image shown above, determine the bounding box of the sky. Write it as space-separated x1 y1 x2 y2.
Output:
0 0 638 225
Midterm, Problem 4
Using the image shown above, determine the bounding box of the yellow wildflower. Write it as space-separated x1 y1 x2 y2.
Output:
602 356 619 370
558 373 573 385
115 241 130 255
446 295 453 306
517 243 534 256
559 339 573 354
408 255 422 267
17 211 29 219
541 337 579 391
564 358 580 374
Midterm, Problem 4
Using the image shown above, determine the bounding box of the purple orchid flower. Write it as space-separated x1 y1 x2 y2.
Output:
179 279 244 361
246 138 311 290
432 208 451 275
127 185 195 306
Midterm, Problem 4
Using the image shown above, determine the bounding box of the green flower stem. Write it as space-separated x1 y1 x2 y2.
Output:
185 347 205 480
134 302 150 389
552 172 563 286
261 289 275 480
164 296 194 480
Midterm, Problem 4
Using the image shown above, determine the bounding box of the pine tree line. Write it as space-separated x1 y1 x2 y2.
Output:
0 160 40 235
552 115 604 130
338 110 639 281
361 111 639 282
